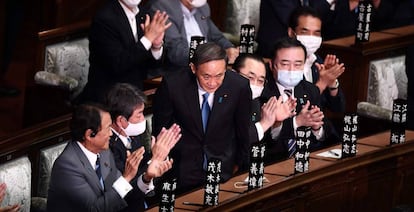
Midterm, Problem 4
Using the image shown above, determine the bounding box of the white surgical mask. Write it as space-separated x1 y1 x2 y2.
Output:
296 35 322 57
250 84 264 99
122 0 141 8
190 0 207 8
277 70 304 88
123 119 146 136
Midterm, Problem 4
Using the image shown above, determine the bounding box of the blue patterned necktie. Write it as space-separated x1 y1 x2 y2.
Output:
288 139 297 158
95 154 104 189
201 93 210 170
201 93 210 132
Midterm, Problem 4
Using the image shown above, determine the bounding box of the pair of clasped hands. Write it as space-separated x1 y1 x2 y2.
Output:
122 124 182 183
261 96 324 132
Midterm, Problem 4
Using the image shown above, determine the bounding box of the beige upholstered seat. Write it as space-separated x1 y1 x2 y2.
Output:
357 55 407 120
0 157 31 212
34 38 89 100
37 142 68 198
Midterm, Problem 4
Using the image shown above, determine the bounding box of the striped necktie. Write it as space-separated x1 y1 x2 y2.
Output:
288 139 297 158
96 154 104 189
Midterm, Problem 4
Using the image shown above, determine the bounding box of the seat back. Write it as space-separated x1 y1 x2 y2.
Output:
367 55 407 110
37 142 68 198
43 38 90 99
0 156 31 212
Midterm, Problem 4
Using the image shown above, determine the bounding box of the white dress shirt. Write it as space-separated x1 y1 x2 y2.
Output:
119 1 163 59
181 3 204 46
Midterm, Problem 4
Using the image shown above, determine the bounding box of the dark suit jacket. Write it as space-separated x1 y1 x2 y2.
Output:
149 0 233 70
152 69 256 192
256 0 331 58
311 55 346 113
109 133 151 212
261 79 340 163
47 141 127 212
79 0 161 103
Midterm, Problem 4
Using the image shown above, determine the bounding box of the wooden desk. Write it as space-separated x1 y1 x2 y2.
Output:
319 25 414 113
147 130 414 211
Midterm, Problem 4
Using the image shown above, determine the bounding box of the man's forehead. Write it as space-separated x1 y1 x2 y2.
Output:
242 59 266 76
276 47 305 61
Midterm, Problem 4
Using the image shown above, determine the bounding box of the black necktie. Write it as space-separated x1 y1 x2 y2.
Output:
96 154 104 189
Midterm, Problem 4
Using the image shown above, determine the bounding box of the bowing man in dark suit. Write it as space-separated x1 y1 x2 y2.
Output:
79 0 172 104
105 83 181 211
48 104 144 212
262 37 339 163
152 43 256 193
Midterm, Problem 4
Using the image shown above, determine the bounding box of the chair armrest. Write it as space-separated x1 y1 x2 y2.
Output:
34 71 78 91
357 102 392 121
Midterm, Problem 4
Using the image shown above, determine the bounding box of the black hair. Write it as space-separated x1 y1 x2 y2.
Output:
105 83 147 121
288 6 322 30
190 42 228 67
70 103 109 142
232 53 266 73
270 37 307 61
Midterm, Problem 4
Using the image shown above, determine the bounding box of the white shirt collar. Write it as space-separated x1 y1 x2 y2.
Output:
303 54 317 82
111 128 132 149
196 80 214 109
276 82 294 102
77 141 99 169
119 1 139 17
180 2 197 19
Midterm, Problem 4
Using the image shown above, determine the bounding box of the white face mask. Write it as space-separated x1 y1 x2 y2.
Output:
190 0 207 8
122 119 146 136
250 84 264 99
122 0 141 8
277 70 304 88
296 35 322 57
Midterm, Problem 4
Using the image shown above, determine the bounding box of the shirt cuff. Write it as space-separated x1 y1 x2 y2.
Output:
141 36 163 60
270 123 283 140
255 122 264 141
312 126 325 140
137 174 155 195
112 176 133 198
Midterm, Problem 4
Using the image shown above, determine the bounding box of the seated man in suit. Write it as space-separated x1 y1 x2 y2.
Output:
152 43 256 194
149 0 238 72
232 53 297 142
47 104 174 211
262 37 340 163
287 6 346 113
105 83 181 211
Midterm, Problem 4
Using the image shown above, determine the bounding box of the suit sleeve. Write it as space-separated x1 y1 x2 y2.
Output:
150 1 191 67
235 81 256 168
152 77 175 136
202 5 233 49
321 87 346 113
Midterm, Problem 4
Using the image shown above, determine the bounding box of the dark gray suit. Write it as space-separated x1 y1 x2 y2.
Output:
149 0 234 69
47 141 127 212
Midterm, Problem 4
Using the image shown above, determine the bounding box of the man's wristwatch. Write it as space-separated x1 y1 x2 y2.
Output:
328 79 339 91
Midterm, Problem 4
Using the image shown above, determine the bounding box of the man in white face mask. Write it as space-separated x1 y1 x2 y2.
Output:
149 0 239 72
287 6 346 113
106 83 182 211
261 37 341 162
233 53 296 143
